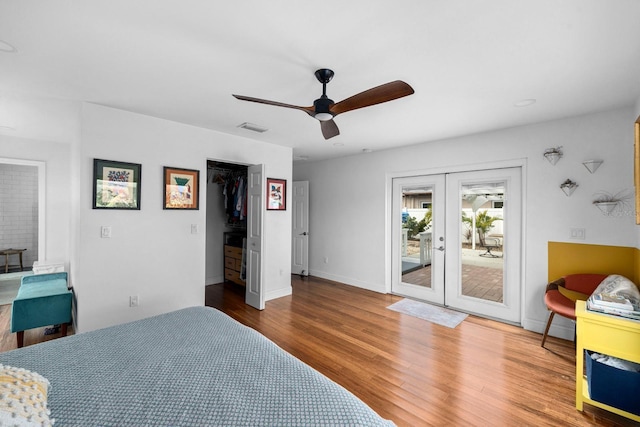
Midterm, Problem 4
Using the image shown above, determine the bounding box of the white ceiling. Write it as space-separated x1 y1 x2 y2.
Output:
1 0 640 162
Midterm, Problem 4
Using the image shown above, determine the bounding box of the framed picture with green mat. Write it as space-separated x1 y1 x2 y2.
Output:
93 159 142 209
163 166 200 210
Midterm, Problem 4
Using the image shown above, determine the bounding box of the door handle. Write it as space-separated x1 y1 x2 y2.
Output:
300 232 308 236
434 246 445 252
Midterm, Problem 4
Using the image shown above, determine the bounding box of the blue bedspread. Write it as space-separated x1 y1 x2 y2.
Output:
0 306 394 426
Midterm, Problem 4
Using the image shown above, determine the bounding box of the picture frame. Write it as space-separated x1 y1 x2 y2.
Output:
266 178 286 211
93 159 141 210
163 166 200 210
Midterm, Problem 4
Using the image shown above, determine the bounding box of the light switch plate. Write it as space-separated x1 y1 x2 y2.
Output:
101 226 112 238
570 227 585 240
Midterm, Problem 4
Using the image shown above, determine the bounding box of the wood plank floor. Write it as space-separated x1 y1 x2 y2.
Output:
206 276 637 427
0 276 635 426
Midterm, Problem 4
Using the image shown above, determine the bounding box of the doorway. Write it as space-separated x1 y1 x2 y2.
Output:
206 160 264 310
391 167 522 323
291 181 309 276
0 158 45 272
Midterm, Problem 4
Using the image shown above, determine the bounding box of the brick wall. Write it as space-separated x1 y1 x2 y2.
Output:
0 164 38 271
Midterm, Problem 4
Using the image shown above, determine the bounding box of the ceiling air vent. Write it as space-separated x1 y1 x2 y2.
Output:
237 122 268 133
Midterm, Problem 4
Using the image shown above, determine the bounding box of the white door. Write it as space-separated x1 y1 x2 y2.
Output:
391 175 445 304
444 167 521 322
391 168 522 323
245 164 265 310
291 181 309 276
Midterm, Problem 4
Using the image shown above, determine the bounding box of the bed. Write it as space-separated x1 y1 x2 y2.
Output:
0 306 394 426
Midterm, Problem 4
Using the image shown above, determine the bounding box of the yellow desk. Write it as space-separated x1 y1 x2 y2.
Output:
575 300 640 422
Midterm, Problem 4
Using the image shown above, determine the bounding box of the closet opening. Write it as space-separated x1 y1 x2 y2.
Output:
206 160 248 288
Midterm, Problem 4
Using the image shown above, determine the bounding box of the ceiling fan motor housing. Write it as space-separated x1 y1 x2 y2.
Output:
314 96 334 120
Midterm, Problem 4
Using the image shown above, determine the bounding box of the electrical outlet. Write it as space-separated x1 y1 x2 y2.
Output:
191 224 198 234
129 295 139 307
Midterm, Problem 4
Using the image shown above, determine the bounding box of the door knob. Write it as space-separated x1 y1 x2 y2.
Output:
435 246 445 251
300 232 308 236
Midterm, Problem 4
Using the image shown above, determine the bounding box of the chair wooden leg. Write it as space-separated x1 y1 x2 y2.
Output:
16 331 24 348
61 323 68 337
541 311 555 348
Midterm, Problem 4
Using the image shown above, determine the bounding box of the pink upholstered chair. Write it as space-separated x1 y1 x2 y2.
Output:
541 273 608 348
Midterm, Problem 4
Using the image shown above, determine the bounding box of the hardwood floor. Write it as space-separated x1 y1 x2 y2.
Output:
0 276 635 426
206 276 637 427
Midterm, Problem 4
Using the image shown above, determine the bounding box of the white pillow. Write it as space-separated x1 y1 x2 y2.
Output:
0 364 54 426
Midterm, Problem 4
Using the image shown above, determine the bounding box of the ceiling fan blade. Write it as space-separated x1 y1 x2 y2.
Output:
329 81 414 116
320 119 340 139
233 94 314 116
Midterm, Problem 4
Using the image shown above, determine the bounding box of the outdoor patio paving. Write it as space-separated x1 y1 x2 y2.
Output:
402 247 504 303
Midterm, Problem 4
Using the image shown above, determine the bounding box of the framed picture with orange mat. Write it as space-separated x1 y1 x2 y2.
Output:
163 166 199 210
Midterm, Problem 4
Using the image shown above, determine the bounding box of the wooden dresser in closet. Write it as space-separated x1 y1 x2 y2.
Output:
223 232 245 286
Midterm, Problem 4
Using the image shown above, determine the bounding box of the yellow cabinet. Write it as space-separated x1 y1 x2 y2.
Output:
575 300 640 421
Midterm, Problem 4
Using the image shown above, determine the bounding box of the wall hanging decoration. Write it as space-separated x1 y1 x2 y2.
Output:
543 147 563 165
592 189 632 216
560 179 578 197
266 178 286 211
163 166 199 210
582 159 603 174
92 159 141 209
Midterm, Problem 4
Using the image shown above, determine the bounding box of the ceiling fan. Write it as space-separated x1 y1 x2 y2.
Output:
233 69 414 140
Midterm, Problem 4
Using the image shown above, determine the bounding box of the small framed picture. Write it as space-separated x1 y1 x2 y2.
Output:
93 159 141 209
163 166 200 210
266 178 286 211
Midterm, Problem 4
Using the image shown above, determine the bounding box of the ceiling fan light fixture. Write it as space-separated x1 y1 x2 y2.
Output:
314 112 333 122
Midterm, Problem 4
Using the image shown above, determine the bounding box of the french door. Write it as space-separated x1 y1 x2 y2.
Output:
391 167 522 323
391 175 446 304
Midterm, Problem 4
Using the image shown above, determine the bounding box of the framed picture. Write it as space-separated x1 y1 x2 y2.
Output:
163 166 200 210
266 178 286 211
93 159 141 209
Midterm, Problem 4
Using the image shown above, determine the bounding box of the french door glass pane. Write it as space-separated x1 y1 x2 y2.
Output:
400 184 433 289
460 181 505 302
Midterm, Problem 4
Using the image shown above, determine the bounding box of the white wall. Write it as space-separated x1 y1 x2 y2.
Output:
294 107 637 339
206 179 227 285
74 103 292 332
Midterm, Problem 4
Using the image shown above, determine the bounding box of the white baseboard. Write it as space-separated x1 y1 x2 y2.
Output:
308 269 387 294
206 275 224 286
523 317 574 341
266 286 292 302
